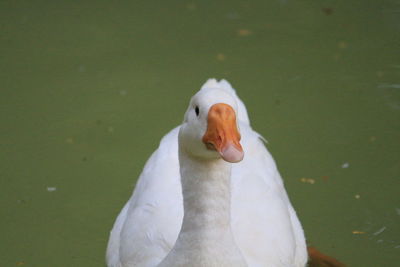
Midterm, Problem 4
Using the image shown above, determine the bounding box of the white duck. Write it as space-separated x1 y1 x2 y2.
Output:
106 79 308 267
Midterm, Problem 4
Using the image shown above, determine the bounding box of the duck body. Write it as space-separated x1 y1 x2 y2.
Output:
106 79 307 267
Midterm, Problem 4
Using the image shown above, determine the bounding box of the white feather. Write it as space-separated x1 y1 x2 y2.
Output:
106 79 307 267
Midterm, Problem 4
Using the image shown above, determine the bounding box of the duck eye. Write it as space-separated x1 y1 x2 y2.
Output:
195 106 200 117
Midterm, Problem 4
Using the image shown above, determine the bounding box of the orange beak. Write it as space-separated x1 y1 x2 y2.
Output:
202 103 244 163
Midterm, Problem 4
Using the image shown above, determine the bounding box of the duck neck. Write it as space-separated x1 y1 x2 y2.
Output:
157 145 247 267
179 148 232 235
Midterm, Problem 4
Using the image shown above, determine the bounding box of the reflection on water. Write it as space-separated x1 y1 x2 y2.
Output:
0 1 399 266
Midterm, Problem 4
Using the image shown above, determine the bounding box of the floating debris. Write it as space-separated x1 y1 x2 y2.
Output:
354 194 361 199
300 178 315 184
119 90 127 96
321 7 334 15
237 29 252 37
373 227 386 236
216 53 226 61
378 83 400 89
47 187 57 192
65 137 74 144
352 230 366 234
341 162 349 169
108 126 114 133
338 41 348 49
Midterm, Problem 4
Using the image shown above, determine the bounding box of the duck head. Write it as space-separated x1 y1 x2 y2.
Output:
179 87 244 163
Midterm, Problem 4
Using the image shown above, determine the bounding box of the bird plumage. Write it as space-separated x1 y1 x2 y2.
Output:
106 79 307 267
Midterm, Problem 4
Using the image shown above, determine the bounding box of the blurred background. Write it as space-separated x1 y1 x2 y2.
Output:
1 0 399 266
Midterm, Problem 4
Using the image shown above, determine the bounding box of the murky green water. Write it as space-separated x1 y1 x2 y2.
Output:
1 1 399 266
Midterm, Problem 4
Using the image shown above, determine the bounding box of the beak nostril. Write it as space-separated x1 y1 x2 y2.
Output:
205 142 216 151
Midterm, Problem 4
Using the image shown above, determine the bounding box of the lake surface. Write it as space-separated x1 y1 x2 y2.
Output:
1 1 399 266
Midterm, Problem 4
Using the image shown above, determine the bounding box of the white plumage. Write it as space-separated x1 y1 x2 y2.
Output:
106 79 308 267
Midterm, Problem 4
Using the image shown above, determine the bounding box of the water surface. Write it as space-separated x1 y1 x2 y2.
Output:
1 1 399 266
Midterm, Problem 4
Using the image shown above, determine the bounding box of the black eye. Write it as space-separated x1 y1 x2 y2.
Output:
195 106 200 117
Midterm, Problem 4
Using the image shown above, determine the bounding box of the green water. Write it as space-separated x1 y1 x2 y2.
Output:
1 1 399 266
